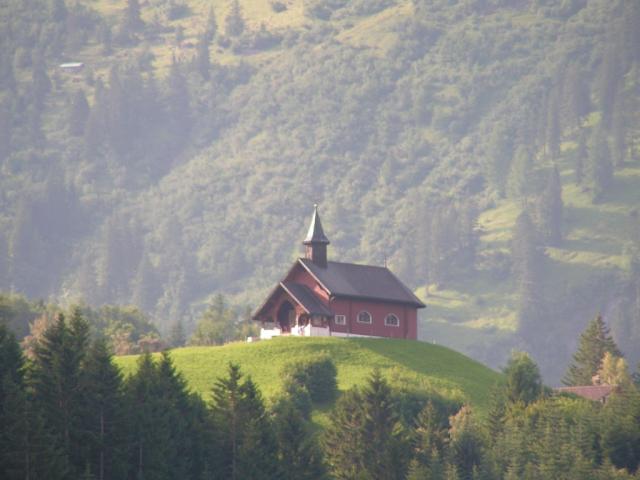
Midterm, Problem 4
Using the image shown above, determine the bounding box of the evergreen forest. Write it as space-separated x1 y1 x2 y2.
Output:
1 0 640 384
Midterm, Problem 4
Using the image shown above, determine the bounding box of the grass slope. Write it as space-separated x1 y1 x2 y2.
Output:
116 337 501 416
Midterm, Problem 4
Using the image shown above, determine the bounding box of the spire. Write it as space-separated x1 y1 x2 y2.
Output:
304 204 330 245
303 204 329 267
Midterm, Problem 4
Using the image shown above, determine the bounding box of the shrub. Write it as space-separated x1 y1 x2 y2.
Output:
283 353 338 403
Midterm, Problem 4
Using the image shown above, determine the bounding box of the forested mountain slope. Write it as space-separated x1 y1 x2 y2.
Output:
1 0 639 382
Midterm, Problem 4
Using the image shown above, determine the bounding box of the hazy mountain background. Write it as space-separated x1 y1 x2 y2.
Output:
1 0 639 382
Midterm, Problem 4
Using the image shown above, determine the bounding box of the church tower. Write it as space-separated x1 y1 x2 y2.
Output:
303 204 330 268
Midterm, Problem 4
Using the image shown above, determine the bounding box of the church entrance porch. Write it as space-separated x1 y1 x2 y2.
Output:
277 301 295 334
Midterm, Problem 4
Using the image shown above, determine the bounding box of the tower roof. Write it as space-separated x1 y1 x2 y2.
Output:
303 204 330 245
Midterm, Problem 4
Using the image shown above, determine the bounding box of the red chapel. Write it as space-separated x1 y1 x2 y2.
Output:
252 206 425 340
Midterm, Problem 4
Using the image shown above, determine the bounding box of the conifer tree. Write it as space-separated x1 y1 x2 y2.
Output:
597 43 620 129
323 389 366 479
211 363 280 480
125 353 172 479
125 0 144 32
511 211 545 337
448 406 485 480
563 314 622 386
166 55 191 139
611 88 628 168
205 6 218 42
361 370 409 479
574 130 587 185
31 53 51 110
507 146 533 199
0 50 16 91
68 89 90 136
562 63 590 129
0 374 69 480
536 166 563 246
485 124 513 197
412 401 448 469
195 34 211 81
225 0 245 37
79 339 128 480
50 0 68 22
485 386 506 445
545 89 561 160
273 398 326 480
587 126 613 202
0 102 12 162
30 312 90 474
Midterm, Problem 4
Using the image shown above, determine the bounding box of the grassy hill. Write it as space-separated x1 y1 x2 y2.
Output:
115 337 502 420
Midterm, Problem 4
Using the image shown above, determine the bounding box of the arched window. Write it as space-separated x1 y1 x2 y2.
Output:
384 314 400 327
357 311 372 324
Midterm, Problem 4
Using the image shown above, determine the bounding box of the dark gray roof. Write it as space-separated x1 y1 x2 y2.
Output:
303 205 330 244
299 258 425 308
280 282 333 316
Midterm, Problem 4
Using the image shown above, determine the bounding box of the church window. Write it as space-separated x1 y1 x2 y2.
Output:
335 315 346 325
357 311 372 324
384 314 400 327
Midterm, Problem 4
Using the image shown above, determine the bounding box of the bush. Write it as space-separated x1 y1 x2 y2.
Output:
283 353 338 403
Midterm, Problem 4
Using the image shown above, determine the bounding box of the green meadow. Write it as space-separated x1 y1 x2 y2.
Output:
116 337 501 419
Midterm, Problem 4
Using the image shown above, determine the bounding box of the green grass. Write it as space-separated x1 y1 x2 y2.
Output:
115 337 501 418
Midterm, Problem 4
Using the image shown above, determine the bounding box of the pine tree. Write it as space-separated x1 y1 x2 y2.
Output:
597 42 620 129
485 386 506 444
536 166 563 246
563 314 623 386
273 398 326 480
30 310 90 474
225 0 245 37
195 34 211 80
79 340 128 480
125 353 172 479
545 89 561 160
413 401 447 468
485 124 513 197
211 363 279 480
50 0 67 22
31 53 51 110
511 211 545 337
611 88 628 168
361 370 409 479
155 351 211 480
587 126 613 202
166 55 191 139
448 406 485 480
124 0 144 32
205 6 218 42
574 130 587 185
323 389 366 479
0 102 12 162
562 63 590 129
507 146 534 199
0 374 69 479
68 89 90 136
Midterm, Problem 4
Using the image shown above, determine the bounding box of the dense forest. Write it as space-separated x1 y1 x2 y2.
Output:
1 313 640 479
0 0 639 382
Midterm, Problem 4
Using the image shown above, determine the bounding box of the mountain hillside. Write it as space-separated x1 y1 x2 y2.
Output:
0 0 639 382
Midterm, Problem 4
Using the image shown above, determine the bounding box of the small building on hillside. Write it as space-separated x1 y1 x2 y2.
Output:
555 385 618 404
252 206 425 340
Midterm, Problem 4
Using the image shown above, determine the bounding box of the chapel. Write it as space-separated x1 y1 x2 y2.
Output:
252 206 425 339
